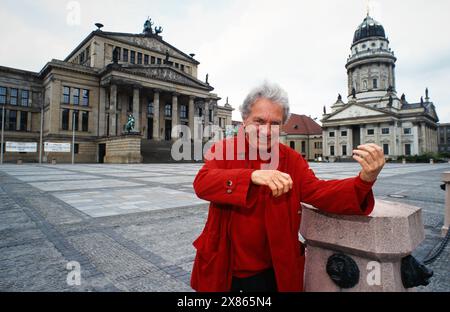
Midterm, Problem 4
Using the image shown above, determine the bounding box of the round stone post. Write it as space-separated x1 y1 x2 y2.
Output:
442 172 450 236
300 200 428 292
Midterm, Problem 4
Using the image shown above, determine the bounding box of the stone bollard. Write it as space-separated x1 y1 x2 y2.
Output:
300 200 430 292
402 159 406 164
442 172 450 236
430 159 434 165
52 158 57 165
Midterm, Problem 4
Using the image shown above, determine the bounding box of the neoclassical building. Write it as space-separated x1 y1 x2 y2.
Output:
322 15 439 160
0 19 233 163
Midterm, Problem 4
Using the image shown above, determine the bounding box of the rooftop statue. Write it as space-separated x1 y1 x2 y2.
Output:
143 18 154 35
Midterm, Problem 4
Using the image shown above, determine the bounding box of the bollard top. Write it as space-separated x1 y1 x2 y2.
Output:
300 199 424 260
442 172 450 183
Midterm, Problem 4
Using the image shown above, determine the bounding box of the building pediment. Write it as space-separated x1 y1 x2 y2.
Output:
104 33 197 64
324 104 389 121
101 64 212 91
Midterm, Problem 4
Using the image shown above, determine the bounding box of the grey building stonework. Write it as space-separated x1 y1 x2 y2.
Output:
0 18 233 163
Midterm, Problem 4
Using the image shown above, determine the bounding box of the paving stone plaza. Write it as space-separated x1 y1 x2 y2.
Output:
0 162 449 292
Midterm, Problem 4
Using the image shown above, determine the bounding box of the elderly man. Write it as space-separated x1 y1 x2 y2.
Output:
191 82 385 292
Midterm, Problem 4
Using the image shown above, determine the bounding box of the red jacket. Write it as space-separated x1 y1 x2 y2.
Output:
191 136 375 292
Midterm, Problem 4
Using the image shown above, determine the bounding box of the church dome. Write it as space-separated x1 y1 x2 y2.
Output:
353 15 386 43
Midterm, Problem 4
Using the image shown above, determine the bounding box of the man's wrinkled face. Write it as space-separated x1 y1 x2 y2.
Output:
243 98 283 151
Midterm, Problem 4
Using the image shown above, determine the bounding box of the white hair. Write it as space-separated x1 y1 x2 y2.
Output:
239 81 290 124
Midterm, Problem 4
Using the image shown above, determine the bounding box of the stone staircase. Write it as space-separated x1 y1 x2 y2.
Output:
140 139 204 163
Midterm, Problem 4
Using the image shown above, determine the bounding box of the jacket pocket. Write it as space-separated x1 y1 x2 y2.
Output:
193 232 220 263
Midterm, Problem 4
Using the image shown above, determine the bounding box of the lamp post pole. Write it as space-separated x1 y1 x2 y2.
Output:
72 111 76 165
39 103 44 164
1 103 5 165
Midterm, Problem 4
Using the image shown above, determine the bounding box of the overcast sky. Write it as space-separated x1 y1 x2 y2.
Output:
1 0 449 123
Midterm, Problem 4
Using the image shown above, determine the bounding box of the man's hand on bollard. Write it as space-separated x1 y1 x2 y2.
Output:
251 170 293 198
352 143 386 183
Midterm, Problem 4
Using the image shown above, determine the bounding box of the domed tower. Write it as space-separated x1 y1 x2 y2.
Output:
345 15 399 109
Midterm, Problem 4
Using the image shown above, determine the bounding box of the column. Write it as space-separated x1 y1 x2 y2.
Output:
393 123 398 157
110 84 117 136
16 111 21 131
204 101 210 125
335 128 339 156
171 93 179 140
188 96 195 140
204 101 210 138
99 87 106 136
421 123 426 154
68 109 73 132
152 91 160 140
133 87 140 132
27 112 32 132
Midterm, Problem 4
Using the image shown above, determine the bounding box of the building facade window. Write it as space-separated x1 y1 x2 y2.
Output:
157 58 162 65
8 110 17 130
63 86 70 104
329 131 335 138
367 129 375 135
144 55 149 65
82 111 89 132
405 144 411 156
82 89 89 106
341 130 347 137
181 64 185 72
74 143 79 154
209 110 213 123
123 49 129 62
381 128 390 135
383 144 389 155
20 111 28 131
137 52 143 64
165 104 172 117
301 141 306 154
151 56 156 64
180 104 187 119
147 101 154 115
62 109 70 130
72 88 80 105
20 90 29 107
342 145 347 156
198 107 203 117
0 87 6 104
373 79 378 89
404 128 412 135
115 47 121 61
10 88 18 105
290 141 295 150
330 145 335 156
130 51 136 64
